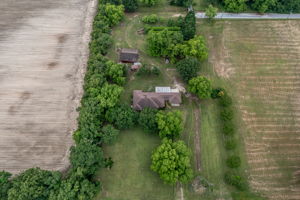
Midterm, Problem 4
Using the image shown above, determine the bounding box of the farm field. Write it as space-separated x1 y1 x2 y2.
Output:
0 0 96 174
199 20 300 200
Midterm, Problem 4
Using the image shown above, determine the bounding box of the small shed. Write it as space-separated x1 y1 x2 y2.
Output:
119 48 139 63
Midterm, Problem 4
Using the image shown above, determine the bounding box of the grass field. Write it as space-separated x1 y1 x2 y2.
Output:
198 20 300 200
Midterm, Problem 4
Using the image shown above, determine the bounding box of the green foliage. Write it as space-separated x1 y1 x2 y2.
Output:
8 168 61 200
98 3 125 27
226 155 241 168
182 11 196 41
49 168 99 200
224 171 247 191
142 14 160 24
205 4 218 19
123 0 138 12
188 76 212 99
220 107 234 121
211 87 226 99
176 58 200 82
136 65 160 76
223 0 247 13
219 94 233 107
156 110 184 139
105 60 126 85
106 104 137 129
182 35 208 61
70 141 104 175
0 171 12 200
89 33 113 55
167 16 184 27
144 26 181 34
223 121 235 136
225 138 237 150
101 125 120 144
232 191 267 200
138 108 159 134
147 29 183 58
151 139 193 184
169 0 192 7
141 0 160 6
252 0 276 13
97 83 124 108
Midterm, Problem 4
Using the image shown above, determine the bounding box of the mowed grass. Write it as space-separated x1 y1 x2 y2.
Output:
96 128 175 200
198 20 300 200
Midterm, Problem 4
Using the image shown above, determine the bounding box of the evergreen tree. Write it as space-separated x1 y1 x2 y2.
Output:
182 11 196 40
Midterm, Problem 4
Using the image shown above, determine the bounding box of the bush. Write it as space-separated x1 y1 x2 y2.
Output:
224 171 247 191
156 110 183 139
188 76 212 99
223 0 247 13
142 14 160 24
220 107 234 122
123 0 138 12
226 155 241 168
167 16 184 27
89 33 113 55
225 138 237 150
219 94 232 107
181 11 196 41
136 65 160 76
211 87 226 99
223 121 235 136
0 171 12 200
169 0 191 7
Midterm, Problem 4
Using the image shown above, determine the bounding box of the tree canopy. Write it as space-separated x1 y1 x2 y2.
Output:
101 125 120 144
70 141 104 175
97 83 123 108
156 110 183 139
176 58 200 82
122 0 138 12
98 3 125 27
188 76 212 99
205 4 218 19
105 104 137 129
182 11 196 41
151 139 193 184
141 0 160 6
138 108 159 134
223 0 247 13
105 60 126 85
0 171 12 200
8 168 61 200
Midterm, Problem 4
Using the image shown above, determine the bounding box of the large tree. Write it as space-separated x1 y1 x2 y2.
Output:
176 58 200 82
122 0 138 12
182 35 208 62
182 11 196 41
105 60 126 85
156 110 183 139
98 3 125 27
8 168 61 200
147 29 183 58
188 76 212 99
0 171 12 200
48 168 99 200
223 0 247 13
96 83 123 109
138 108 159 134
151 139 193 184
70 141 104 175
105 104 137 129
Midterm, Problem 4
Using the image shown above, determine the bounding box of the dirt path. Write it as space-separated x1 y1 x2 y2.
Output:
0 0 97 174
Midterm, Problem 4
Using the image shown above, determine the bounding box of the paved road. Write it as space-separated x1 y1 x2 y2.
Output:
196 12 300 19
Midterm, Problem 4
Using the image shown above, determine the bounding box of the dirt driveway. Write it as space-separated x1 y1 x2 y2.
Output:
0 0 96 174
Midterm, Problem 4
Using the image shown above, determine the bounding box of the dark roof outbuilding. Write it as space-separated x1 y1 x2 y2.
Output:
119 48 139 63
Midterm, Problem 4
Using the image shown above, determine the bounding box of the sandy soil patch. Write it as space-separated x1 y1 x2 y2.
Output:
0 0 97 174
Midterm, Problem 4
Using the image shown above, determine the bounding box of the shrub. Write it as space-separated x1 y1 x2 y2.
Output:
167 16 184 27
123 0 138 12
142 14 160 24
225 138 237 150
0 171 12 200
136 65 160 76
89 33 113 55
224 171 247 191
226 155 241 168
223 0 247 13
220 107 234 122
140 0 160 6
219 94 232 107
223 121 235 136
169 0 191 7
205 4 218 20
211 87 226 99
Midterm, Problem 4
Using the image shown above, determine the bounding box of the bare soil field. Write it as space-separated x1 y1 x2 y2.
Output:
0 0 96 174
207 20 300 200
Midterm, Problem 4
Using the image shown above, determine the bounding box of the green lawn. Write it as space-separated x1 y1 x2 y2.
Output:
96 128 175 200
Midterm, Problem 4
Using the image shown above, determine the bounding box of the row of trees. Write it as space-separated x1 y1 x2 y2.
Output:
0 2 126 200
207 0 300 13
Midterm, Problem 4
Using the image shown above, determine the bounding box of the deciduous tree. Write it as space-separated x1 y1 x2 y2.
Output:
138 108 159 133
188 76 212 99
0 171 12 200
105 104 137 129
205 4 218 20
182 11 196 40
101 125 120 144
98 4 125 27
151 139 193 184
176 58 200 82
156 110 183 139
